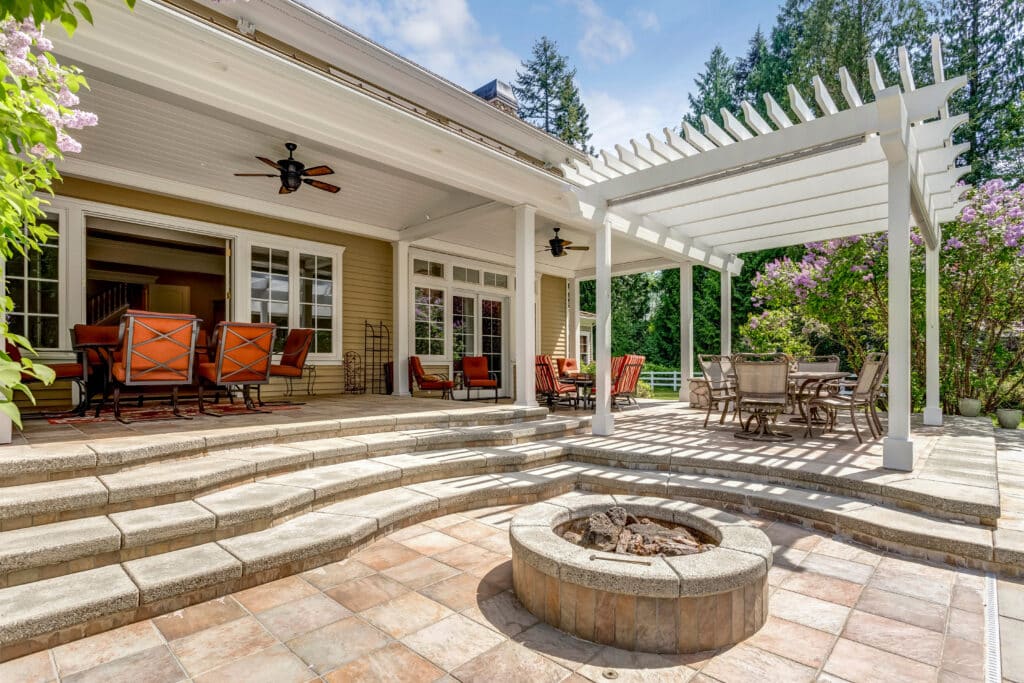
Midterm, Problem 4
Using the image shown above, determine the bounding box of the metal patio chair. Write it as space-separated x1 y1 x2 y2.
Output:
197 321 276 415
462 355 499 403
805 352 888 442
408 356 454 399
733 353 792 441
535 355 577 408
697 354 738 428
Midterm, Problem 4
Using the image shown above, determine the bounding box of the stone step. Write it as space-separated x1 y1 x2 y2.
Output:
0 404 552 485
0 463 1011 663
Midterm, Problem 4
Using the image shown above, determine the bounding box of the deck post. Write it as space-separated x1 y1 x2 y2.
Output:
680 263 694 401
514 205 538 407
593 219 614 435
570 278 581 362
720 269 732 355
392 239 410 396
923 238 942 426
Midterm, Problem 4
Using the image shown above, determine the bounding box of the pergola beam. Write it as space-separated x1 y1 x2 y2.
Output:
399 201 504 242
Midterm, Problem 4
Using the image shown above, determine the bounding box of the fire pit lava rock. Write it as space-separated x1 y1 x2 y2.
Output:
510 493 772 654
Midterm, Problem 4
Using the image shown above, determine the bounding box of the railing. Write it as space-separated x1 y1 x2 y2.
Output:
640 370 686 390
87 282 145 325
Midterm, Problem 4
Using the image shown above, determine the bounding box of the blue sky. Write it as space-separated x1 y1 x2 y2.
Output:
301 0 782 151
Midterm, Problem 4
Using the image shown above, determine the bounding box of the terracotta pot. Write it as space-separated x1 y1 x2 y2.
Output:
958 398 982 417
997 409 1022 429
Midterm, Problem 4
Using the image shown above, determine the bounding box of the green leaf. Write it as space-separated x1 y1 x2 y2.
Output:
73 1 92 24
0 400 24 430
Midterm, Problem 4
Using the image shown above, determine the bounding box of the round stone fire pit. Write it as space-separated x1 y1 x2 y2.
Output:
510 494 772 654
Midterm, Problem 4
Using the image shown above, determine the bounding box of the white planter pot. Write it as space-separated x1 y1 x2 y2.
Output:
958 398 982 417
997 409 1022 430
0 411 11 445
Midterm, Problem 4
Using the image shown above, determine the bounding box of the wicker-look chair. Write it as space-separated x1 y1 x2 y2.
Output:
805 352 888 443
697 354 737 428
733 353 792 441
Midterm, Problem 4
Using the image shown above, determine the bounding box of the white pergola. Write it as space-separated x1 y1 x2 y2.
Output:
538 36 968 471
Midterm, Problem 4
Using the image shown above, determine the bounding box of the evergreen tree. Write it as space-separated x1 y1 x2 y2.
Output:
553 72 594 153
735 27 773 108
514 36 594 153
683 45 738 129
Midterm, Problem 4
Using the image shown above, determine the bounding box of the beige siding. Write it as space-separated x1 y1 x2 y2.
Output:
540 275 568 358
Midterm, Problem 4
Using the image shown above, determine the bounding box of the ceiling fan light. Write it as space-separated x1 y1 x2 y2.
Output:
282 172 302 190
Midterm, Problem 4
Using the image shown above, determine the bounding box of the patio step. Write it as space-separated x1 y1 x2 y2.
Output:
0 462 1010 663
0 403 552 485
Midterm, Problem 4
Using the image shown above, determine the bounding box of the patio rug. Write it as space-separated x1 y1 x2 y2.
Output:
46 403 301 425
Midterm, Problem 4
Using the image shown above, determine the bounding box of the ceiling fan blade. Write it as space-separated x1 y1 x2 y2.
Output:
566 246 590 251
303 178 341 193
234 173 278 177
560 239 573 247
278 186 294 195
257 156 282 170
302 165 334 176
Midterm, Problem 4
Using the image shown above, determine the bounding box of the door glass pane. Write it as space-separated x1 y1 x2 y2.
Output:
414 287 445 356
481 298 503 387
6 217 60 349
452 295 475 363
251 246 289 352
299 253 333 354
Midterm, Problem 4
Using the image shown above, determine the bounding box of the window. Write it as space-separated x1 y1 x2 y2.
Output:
299 253 334 354
413 258 444 278
483 271 508 288
414 287 445 356
7 217 60 349
579 332 591 365
452 295 475 361
250 246 290 352
453 266 480 284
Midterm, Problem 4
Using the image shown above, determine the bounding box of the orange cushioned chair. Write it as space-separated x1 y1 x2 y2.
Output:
258 328 315 406
408 356 453 399
535 355 576 409
110 310 200 423
72 324 120 416
556 358 580 378
197 321 276 414
5 342 89 417
461 355 498 403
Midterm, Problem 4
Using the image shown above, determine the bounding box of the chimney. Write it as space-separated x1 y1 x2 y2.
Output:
473 79 518 116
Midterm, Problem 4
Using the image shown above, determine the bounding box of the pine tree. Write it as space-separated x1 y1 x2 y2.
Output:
683 45 738 129
513 37 570 135
735 27 771 105
553 72 594 154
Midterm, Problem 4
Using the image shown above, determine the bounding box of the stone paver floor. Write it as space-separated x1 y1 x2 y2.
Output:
0 504 991 682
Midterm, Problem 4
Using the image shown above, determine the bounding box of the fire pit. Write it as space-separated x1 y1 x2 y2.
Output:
510 494 772 654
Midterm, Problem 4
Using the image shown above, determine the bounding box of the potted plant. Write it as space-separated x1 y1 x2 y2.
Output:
998 405 1022 430
958 396 982 417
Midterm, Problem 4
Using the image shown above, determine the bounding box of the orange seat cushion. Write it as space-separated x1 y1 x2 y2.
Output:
270 365 303 378
465 378 498 387
199 362 269 385
419 379 453 390
112 361 188 384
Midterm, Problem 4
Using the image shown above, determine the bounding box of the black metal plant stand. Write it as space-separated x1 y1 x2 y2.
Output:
363 320 392 395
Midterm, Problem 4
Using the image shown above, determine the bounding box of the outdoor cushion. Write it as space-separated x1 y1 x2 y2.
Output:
419 378 453 390
73 324 120 365
112 361 186 384
270 364 304 378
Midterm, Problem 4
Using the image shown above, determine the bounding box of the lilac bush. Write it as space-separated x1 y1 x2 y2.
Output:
742 179 1024 412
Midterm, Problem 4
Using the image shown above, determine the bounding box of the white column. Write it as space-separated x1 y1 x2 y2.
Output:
514 205 537 407
720 269 732 355
570 278 581 361
679 263 694 401
923 239 942 426
883 158 915 470
392 240 410 396
593 219 614 435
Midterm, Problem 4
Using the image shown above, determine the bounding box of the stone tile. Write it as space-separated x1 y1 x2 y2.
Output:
1001 616 1024 682
514 622 601 671
744 616 835 669
576 647 700 682
234 575 319 613
842 610 944 665
768 589 851 635
998 580 1024 621
359 591 453 638
61 645 185 683
255 592 352 642
192 644 316 683
445 519 497 542
699 643 816 683
397 530 465 556
869 567 953 605
0 650 56 682
812 537 883 566
382 555 461 590
53 621 164 676
798 552 875 584
779 570 864 607
453 641 571 683
951 578 985 614
325 574 409 612
404 613 506 670
322 642 444 683
463 589 539 637
301 558 376 591
418 572 503 612
855 586 948 632
433 543 507 576
153 596 248 642
823 637 937 683
287 616 390 674
946 607 985 644
763 523 822 552
473 532 514 556
168 615 277 677
940 636 985 680
356 539 424 570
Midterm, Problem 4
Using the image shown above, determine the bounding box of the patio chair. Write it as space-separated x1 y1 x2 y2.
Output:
612 354 645 406
257 328 314 406
462 355 499 403
110 310 201 423
805 352 888 443
732 353 792 441
536 355 576 408
697 354 738 428
408 356 453 399
556 357 580 378
789 354 842 412
5 342 89 417
197 321 276 415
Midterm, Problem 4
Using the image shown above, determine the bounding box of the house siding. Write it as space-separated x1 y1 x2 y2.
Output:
540 275 567 358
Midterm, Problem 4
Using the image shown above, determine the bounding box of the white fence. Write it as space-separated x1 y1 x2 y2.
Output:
640 370 685 390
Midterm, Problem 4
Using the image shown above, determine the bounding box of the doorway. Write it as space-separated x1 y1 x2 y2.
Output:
452 291 508 397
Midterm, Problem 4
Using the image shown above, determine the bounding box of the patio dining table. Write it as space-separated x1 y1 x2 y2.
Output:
788 370 849 426
73 339 119 417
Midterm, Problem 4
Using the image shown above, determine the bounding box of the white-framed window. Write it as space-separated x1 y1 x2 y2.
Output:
579 330 592 365
414 286 445 357
483 271 508 288
452 266 480 284
413 258 444 278
5 215 62 350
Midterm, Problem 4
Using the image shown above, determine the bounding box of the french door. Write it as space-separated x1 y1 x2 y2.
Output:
452 291 507 395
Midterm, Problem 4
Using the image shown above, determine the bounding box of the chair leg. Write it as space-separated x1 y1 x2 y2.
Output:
704 399 714 428
113 386 125 424
171 386 192 419
850 405 863 443
493 387 498 404
718 399 731 425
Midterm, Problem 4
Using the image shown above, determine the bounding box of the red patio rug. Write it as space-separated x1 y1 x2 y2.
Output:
47 403 301 425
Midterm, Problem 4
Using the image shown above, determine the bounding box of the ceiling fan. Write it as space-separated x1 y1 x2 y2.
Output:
540 226 590 257
233 142 340 195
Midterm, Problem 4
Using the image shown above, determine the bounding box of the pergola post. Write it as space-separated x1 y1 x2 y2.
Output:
720 269 732 355
593 219 614 435
570 278 581 362
924 238 942 426
680 263 694 401
392 239 410 396
514 205 537 407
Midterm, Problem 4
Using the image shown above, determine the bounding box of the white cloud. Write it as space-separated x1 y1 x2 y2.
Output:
584 89 685 153
633 9 660 32
572 0 634 64
301 0 521 89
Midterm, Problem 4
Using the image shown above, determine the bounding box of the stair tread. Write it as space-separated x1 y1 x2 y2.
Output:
123 543 241 603
109 501 217 548
196 482 314 527
0 517 121 574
